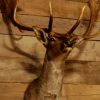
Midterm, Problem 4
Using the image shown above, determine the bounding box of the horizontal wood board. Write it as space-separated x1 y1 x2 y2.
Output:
0 0 100 20
1 83 100 100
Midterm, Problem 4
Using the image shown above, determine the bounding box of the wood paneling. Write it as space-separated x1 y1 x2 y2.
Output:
0 0 100 20
0 14 100 40
67 0 88 2
64 61 100 84
67 0 100 3
0 57 40 82
0 83 28 100
0 0 100 100
67 95 100 100
0 34 100 61
62 84 100 100
0 58 100 84
1 83 100 100
62 84 100 96
0 34 45 58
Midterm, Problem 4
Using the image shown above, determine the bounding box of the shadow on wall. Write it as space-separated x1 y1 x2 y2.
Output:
0 0 89 81
1 0 98 88
0 0 44 77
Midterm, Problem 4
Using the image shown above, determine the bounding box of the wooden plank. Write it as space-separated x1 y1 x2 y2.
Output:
67 0 88 2
0 57 100 84
0 83 100 100
67 0 100 3
0 57 43 82
0 34 45 58
0 0 100 21
0 83 28 100
67 95 100 100
62 84 100 96
0 14 100 40
0 96 67 100
63 61 100 84
0 83 27 95
0 96 66 100
0 83 70 100
64 61 100 84
0 34 100 61
0 96 23 100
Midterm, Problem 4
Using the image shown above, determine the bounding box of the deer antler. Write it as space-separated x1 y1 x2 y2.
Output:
65 5 86 36
68 0 100 49
4 0 33 31
83 0 100 39
48 1 53 32
4 0 55 33
61 0 99 41
3 0 99 44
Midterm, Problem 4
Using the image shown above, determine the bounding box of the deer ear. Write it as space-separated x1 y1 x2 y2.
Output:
33 28 48 46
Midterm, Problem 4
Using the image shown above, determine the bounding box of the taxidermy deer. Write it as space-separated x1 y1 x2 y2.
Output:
3 0 100 100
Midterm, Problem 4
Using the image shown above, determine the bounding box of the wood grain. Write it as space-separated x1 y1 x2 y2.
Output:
62 84 100 96
0 34 100 61
63 61 100 84
0 0 100 100
66 95 100 100
0 57 100 84
0 0 100 20
0 13 100 40
0 83 28 100
67 0 100 3
0 83 100 100
67 0 88 2
0 57 41 82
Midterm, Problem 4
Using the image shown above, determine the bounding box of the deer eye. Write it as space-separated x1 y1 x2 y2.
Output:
65 38 77 47
60 38 77 51
60 42 67 51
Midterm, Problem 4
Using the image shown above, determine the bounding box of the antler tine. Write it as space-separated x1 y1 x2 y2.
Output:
4 0 33 31
11 0 33 31
83 0 99 39
48 1 53 32
3 0 9 14
65 5 86 36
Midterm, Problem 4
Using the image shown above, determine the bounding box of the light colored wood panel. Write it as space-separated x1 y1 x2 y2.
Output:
67 0 100 3
0 96 66 100
0 14 100 38
67 95 100 100
0 57 43 82
0 83 27 95
66 40 100 61
0 83 28 100
0 83 68 100
67 0 88 2
0 96 23 100
0 57 100 84
69 0 100 2
62 84 100 96
0 83 63 100
0 34 45 58
0 35 100 61
63 62 100 84
0 96 67 100
1 83 100 100
14 0 100 21
0 0 100 20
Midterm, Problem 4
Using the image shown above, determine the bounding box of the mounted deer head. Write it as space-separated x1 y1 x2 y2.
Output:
3 0 100 100
3 0 99 54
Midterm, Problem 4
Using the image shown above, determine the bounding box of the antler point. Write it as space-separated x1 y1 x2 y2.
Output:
49 1 52 15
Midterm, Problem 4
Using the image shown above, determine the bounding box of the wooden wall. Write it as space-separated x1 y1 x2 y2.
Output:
0 0 100 100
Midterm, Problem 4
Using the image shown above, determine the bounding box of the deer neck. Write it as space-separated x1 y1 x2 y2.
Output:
37 48 67 100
